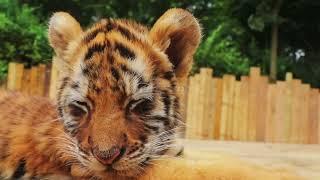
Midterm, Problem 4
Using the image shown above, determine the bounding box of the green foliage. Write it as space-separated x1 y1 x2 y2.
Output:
195 23 249 77
0 0 52 80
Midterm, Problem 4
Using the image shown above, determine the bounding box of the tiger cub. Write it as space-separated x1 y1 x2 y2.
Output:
0 8 201 179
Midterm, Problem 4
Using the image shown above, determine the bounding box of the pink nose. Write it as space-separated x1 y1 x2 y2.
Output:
92 146 121 165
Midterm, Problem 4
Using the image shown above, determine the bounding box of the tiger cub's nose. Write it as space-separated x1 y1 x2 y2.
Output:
92 146 125 165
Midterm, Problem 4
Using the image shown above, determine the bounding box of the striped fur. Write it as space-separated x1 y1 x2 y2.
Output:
0 8 201 179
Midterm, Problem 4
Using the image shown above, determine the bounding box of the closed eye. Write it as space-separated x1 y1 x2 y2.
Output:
68 101 89 118
128 98 153 115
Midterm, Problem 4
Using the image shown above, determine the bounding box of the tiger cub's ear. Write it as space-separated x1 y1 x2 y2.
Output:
149 8 201 81
48 12 83 58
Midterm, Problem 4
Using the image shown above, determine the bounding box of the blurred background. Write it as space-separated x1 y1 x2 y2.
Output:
1 0 320 86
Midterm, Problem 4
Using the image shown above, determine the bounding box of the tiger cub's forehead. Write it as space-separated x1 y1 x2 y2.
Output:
70 18 173 100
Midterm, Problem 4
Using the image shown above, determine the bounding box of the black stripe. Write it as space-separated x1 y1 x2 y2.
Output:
82 67 89 75
71 82 79 89
106 20 114 31
90 83 102 94
57 77 69 117
117 24 137 40
144 124 159 133
161 91 171 116
139 135 147 143
106 20 137 40
82 63 99 79
12 159 26 179
163 71 174 80
85 44 106 60
83 28 104 43
111 67 120 81
120 64 129 72
114 42 135 60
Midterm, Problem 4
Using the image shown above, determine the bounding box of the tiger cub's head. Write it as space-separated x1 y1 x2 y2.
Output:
48 8 201 177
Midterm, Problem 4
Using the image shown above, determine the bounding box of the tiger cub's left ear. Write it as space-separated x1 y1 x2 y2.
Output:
149 8 201 81
48 12 83 58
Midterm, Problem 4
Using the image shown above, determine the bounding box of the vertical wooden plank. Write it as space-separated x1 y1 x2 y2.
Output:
232 81 241 140
37 64 47 96
213 78 223 139
290 80 302 143
227 76 236 140
308 89 319 144
29 66 39 95
199 68 213 139
49 57 60 99
7 62 24 91
220 75 235 140
265 84 276 142
192 74 201 139
283 73 293 143
207 77 216 140
203 69 214 139
256 76 268 142
21 69 31 94
197 70 206 139
301 84 310 144
238 76 249 141
220 75 228 140
274 81 286 143
186 76 195 139
248 67 260 141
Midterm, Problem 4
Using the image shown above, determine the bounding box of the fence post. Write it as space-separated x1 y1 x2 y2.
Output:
213 78 223 139
308 89 319 144
266 84 276 142
290 80 302 143
186 75 196 139
238 76 249 141
283 72 293 143
232 81 241 140
274 81 286 143
197 69 206 139
193 74 201 138
30 66 39 95
220 75 236 140
7 62 24 91
37 64 47 96
256 76 268 142
199 68 214 139
301 84 310 144
248 67 260 141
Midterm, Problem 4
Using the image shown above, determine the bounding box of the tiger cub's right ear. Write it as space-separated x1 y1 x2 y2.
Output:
48 12 83 58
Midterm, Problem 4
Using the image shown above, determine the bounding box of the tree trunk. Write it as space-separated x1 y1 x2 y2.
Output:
269 0 283 82
270 21 278 82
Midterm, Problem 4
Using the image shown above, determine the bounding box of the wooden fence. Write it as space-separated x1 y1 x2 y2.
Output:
3 61 320 144
5 58 59 99
186 68 320 144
